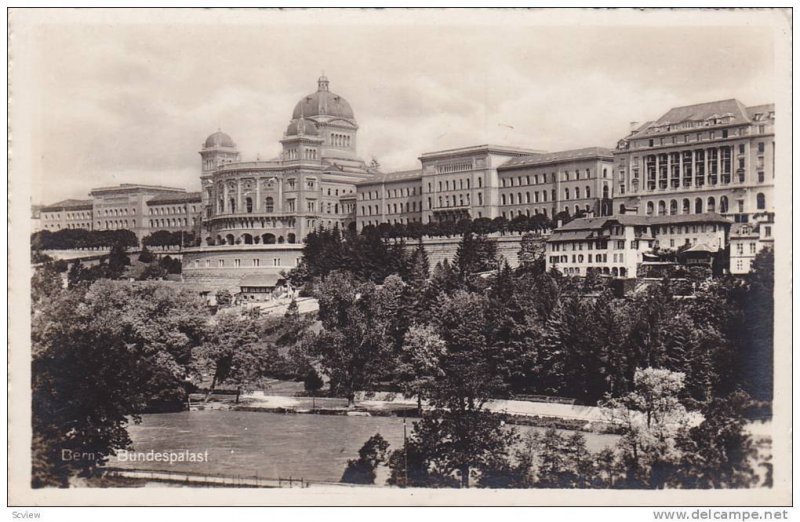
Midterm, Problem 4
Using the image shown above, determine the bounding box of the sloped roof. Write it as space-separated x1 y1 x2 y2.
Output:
683 242 718 253
240 273 283 288
747 104 775 118
147 192 203 205
41 198 93 211
648 213 732 226
356 169 423 186
499 147 614 170
630 99 753 139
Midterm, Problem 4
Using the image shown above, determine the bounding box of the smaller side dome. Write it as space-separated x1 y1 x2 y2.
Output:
285 119 319 136
204 130 236 149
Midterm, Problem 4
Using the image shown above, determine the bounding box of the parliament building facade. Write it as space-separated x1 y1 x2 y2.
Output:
37 76 776 292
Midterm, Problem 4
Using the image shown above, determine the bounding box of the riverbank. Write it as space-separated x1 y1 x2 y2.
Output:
194 392 626 434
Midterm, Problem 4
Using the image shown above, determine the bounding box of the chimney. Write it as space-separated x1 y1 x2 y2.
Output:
556 219 563 229
629 121 639 133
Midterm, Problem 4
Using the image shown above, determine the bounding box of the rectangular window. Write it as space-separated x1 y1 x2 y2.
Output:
234 259 241 268
750 243 756 254
217 260 224 268
273 258 281 267
758 142 765 153
253 259 260 267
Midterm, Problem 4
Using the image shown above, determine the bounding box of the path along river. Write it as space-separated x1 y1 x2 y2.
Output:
107 410 620 484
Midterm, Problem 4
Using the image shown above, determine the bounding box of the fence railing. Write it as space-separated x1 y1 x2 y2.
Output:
102 467 308 488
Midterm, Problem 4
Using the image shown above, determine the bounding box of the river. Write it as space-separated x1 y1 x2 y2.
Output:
108 410 619 484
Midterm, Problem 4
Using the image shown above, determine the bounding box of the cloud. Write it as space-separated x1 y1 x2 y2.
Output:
18 15 777 205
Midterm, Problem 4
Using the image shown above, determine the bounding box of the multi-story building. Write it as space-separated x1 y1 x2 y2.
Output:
356 169 424 229
496 147 615 220
146 191 203 235
729 212 774 274
613 99 774 222
90 184 196 241
419 144 542 223
39 199 94 231
546 212 734 278
38 185 200 242
545 215 655 278
196 76 372 248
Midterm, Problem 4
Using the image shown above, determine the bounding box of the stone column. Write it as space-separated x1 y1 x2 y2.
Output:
236 180 242 214
256 178 261 212
223 183 229 213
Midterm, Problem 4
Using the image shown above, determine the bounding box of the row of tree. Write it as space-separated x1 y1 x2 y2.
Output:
359 211 579 240
343 372 759 489
31 228 199 251
31 229 138 250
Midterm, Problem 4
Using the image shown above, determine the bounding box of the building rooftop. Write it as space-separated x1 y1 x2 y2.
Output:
41 198 93 211
146 192 203 205
240 273 284 288
355 169 423 186
499 147 614 170
628 98 770 139
551 212 732 238
90 183 187 194
419 144 544 160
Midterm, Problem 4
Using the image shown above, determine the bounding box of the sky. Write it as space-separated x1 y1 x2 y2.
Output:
15 9 780 205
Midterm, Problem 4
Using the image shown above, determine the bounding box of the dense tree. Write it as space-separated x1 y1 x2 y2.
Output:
215 288 233 307
31 228 137 250
341 434 390 485
304 367 324 394
312 271 395 405
193 310 279 403
138 245 155 263
107 242 131 277
603 368 690 488
31 281 208 487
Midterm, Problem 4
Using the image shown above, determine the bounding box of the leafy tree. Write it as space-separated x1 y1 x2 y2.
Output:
107 242 131 277
193 310 278 403
312 271 394 406
304 367 324 394
138 245 155 263
31 263 64 306
341 434 390 484
741 248 774 401
138 263 167 280
672 391 758 488
517 233 545 274
215 288 233 307
396 325 446 413
31 281 208 487
603 368 690 488
452 232 497 283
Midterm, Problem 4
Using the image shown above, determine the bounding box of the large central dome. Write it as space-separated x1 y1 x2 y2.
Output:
292 76 355 121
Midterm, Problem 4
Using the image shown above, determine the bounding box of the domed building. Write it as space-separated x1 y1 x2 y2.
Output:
183 76 375 293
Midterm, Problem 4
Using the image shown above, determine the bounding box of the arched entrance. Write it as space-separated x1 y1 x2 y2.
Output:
225 234 235 245
241 233 254 245
287 233 296 244
262 233 276 244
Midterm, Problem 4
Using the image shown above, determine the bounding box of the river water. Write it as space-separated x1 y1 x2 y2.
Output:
108 411 619 484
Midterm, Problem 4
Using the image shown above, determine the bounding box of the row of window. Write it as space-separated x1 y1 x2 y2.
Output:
643 193 766 216
149 205 198 215
101 207 135 216
635 125 769 149
330 133 351 148
191 257 300 269
360 200 421 216
148 218 196 228
502 168 609 186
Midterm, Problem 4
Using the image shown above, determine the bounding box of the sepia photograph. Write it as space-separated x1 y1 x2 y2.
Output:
7 6 793 508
